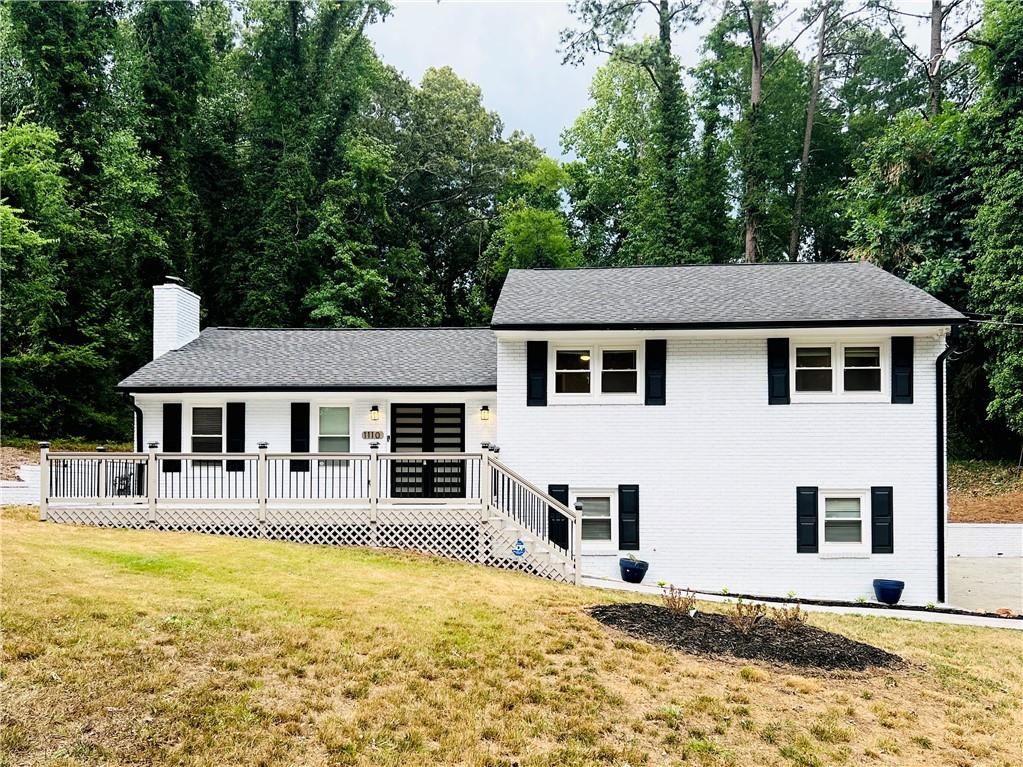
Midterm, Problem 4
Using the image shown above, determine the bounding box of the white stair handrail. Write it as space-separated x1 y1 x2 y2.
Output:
487 455 581 585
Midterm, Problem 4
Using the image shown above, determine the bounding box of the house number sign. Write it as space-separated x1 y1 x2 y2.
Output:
362 431 384 440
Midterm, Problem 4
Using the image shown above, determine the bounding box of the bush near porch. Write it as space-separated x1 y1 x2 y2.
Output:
2 506 1021 767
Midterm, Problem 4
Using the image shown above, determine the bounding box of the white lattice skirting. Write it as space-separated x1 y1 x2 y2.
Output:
45 505 574 583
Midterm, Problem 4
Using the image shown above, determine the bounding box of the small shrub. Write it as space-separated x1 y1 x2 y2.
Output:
661 583 698 615
770 603 807 631
727 598 766 635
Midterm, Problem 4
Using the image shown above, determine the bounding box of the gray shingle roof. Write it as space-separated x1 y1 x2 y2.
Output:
491 262 966 328
119 327 497 391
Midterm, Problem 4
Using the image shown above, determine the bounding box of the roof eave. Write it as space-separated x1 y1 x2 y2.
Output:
490 317 967 331
118 384 499 393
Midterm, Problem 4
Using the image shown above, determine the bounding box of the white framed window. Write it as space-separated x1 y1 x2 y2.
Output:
579 496 613 541
570 488 618 551
554 349 592 394
191 406 223 453
317 406 351 452
551 343 643 402
601 349 638 394
794 346 833 392
791 341 887 401
843 345 882 392
819 490 870 555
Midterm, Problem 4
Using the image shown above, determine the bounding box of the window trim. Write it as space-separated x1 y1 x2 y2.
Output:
316 404 352 454
549 343 644 403
553 347 593 396
818 488 871 557
190 405 224 453
570 487 618 552
599 347 639 395
190 405 224 468
789 340 889 403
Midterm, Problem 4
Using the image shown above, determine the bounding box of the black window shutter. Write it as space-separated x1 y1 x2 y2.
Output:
618 484 640 550
226 402 245 472
645 339 667 405
767 338 790 405
796 486 818 553
891 337 914 404
547 484 570 551
290 402 310 472
871 486 894 553
526 341 547 406
162 403 181 473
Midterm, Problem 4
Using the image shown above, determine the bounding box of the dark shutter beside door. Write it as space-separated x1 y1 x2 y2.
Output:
526 341 547 406
618 484 640 550
768 338 790 405
290 402 310 472
226 402 245 472
891 337 914 404
796 486 818 553
871 486 894 553
547 484 570 551
162 403 181 472
645 339 666 405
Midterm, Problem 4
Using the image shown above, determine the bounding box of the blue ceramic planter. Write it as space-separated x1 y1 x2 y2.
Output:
620 558 649 584
873 579 905 606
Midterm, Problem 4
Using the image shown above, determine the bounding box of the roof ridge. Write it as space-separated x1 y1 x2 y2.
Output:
207 325 493 332
506 261 866 273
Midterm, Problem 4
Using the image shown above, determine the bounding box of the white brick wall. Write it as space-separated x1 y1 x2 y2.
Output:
135 392 497 457
152 283 200 359
496 331 948 604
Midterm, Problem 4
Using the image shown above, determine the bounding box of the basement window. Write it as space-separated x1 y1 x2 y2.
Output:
819 490 869 555
578 496 613 542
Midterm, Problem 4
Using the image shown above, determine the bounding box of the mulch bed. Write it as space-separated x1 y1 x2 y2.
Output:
589 603 904 672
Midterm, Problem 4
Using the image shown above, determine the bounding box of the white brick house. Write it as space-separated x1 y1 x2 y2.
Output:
51 263 965 604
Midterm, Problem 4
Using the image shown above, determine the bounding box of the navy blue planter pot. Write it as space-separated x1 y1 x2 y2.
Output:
873 579 905 606
620 558 649 584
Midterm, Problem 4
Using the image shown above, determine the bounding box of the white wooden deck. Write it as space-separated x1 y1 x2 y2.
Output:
38 446 581 584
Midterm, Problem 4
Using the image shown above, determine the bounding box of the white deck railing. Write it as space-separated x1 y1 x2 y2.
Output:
38 443 581 583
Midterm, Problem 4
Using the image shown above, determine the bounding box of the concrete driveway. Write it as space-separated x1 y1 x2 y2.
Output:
947 556 1023 614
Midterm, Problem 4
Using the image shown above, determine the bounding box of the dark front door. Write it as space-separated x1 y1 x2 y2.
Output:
391 404 465 497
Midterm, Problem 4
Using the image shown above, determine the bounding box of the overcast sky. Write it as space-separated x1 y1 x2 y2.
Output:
369 1 937 159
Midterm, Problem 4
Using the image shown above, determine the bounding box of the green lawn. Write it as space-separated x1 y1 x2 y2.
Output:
2 506 1021 766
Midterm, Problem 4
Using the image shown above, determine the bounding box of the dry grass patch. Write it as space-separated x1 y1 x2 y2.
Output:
949 459 1023 523
2 505 1021 766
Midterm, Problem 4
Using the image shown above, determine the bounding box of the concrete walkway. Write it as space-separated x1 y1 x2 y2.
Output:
581 575 1023 631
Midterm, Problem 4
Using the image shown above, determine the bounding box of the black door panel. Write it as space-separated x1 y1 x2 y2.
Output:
391 404 465 498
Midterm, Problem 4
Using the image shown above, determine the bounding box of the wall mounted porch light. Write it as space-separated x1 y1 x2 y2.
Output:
480 405 491 421
369 405 381 421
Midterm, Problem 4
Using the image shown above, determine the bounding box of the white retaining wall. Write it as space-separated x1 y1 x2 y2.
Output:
947 524 1023 558
496 329 948 604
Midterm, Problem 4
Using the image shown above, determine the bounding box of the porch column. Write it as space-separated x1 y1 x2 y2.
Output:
146 442 159 525
368 442 379 547
257 442 268 528
38 442 49 521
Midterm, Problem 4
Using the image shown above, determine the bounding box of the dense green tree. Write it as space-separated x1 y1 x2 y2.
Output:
562 1 707 264
968 0 1023 437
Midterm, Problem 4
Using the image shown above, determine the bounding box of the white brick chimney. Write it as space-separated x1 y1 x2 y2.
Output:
152 277 200 359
